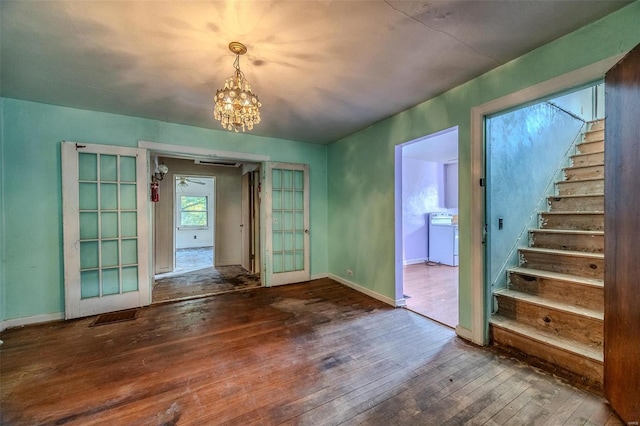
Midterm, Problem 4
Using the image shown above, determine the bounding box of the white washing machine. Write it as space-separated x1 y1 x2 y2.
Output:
428 213 459 266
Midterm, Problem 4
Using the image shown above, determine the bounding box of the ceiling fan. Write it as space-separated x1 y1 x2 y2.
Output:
177 177 206 187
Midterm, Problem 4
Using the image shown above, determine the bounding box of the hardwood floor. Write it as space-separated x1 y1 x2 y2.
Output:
0 279 621 425
153 265 261 303
403 263 459 328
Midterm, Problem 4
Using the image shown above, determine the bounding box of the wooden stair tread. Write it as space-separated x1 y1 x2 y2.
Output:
490 314 603 362
588 120 604 131
563 164 603 171
519 247 604 259
584 134 604 140
530 229 604 236
578 140 604 146
548 193 604 199
508 266 603 288
572 150 604 157
541 211 603 215
557 177 604 183
494 289 603 321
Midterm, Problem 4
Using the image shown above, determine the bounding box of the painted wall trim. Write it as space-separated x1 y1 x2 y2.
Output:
455 325 473 342
329 273 402 307
138 140 270 162
403 258 428 266
0 312 64 332
469 53 625 346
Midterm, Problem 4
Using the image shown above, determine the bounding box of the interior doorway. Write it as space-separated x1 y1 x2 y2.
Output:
150 155 262 303
485 83 604 302
172 175 215 274
395 126 459 328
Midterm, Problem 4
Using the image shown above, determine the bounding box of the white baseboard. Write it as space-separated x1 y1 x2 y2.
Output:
455 325 473 342
1 312 65 332
328 274 400 307
310 273 329 281
215 259 241 267
403 258 427 266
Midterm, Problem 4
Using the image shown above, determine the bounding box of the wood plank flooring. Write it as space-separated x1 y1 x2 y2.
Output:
152 265 261 303
0 279 621 425
404 263 459 328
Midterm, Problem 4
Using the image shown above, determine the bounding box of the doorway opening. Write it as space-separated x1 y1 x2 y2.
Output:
485 83 604 307
396 126 459 328
151 156 262 303
173 175 215 274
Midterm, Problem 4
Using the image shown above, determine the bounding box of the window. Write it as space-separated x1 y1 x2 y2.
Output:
179 196 208 228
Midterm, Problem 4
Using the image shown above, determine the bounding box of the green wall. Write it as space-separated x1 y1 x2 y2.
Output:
0 99 327 320
327 2 640 331
2 2 640 325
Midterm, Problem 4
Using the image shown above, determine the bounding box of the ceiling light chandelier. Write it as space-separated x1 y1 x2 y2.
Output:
214 42 262 133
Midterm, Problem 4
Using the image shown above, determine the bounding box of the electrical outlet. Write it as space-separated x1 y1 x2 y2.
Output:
347 269 353 276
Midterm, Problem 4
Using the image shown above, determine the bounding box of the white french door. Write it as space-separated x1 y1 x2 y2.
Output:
264 162 310 286
62 141 150 319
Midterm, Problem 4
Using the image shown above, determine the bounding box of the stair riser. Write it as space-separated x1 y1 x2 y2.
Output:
557 179 604 196
520 250 604 279
584 129 604 143
576 140 604 154
494 294 602 347
564 165 604 181
571 152 604 167
490 325 603 388
530 232 603 253
548 196 604 212
540 214 604 231
508 272 603 310
589 120 604 132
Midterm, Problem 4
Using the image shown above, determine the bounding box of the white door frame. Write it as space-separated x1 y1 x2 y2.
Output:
394 126 459 316
468 54 623 345
138 141 270 285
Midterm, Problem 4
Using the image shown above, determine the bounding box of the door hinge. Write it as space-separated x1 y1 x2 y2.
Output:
479 178 486 187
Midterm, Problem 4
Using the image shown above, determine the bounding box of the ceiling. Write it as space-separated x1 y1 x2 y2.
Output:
0 1 631 145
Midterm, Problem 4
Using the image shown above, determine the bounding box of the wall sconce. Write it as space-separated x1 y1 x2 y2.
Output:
152 162 169 183
150 160 168 203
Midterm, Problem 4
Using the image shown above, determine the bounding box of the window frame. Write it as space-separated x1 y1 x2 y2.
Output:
178 194 209 230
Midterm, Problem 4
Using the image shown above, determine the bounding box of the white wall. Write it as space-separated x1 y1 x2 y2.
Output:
175 177 215 249
550 83 605 121
402 157 451 264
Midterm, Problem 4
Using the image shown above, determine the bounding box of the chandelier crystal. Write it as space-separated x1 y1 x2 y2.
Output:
214 42 262 133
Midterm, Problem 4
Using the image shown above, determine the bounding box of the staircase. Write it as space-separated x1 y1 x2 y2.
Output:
490 119 605 390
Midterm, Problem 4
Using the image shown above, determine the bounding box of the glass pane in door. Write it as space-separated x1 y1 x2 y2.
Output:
271 167 305 274
78 152 139 299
